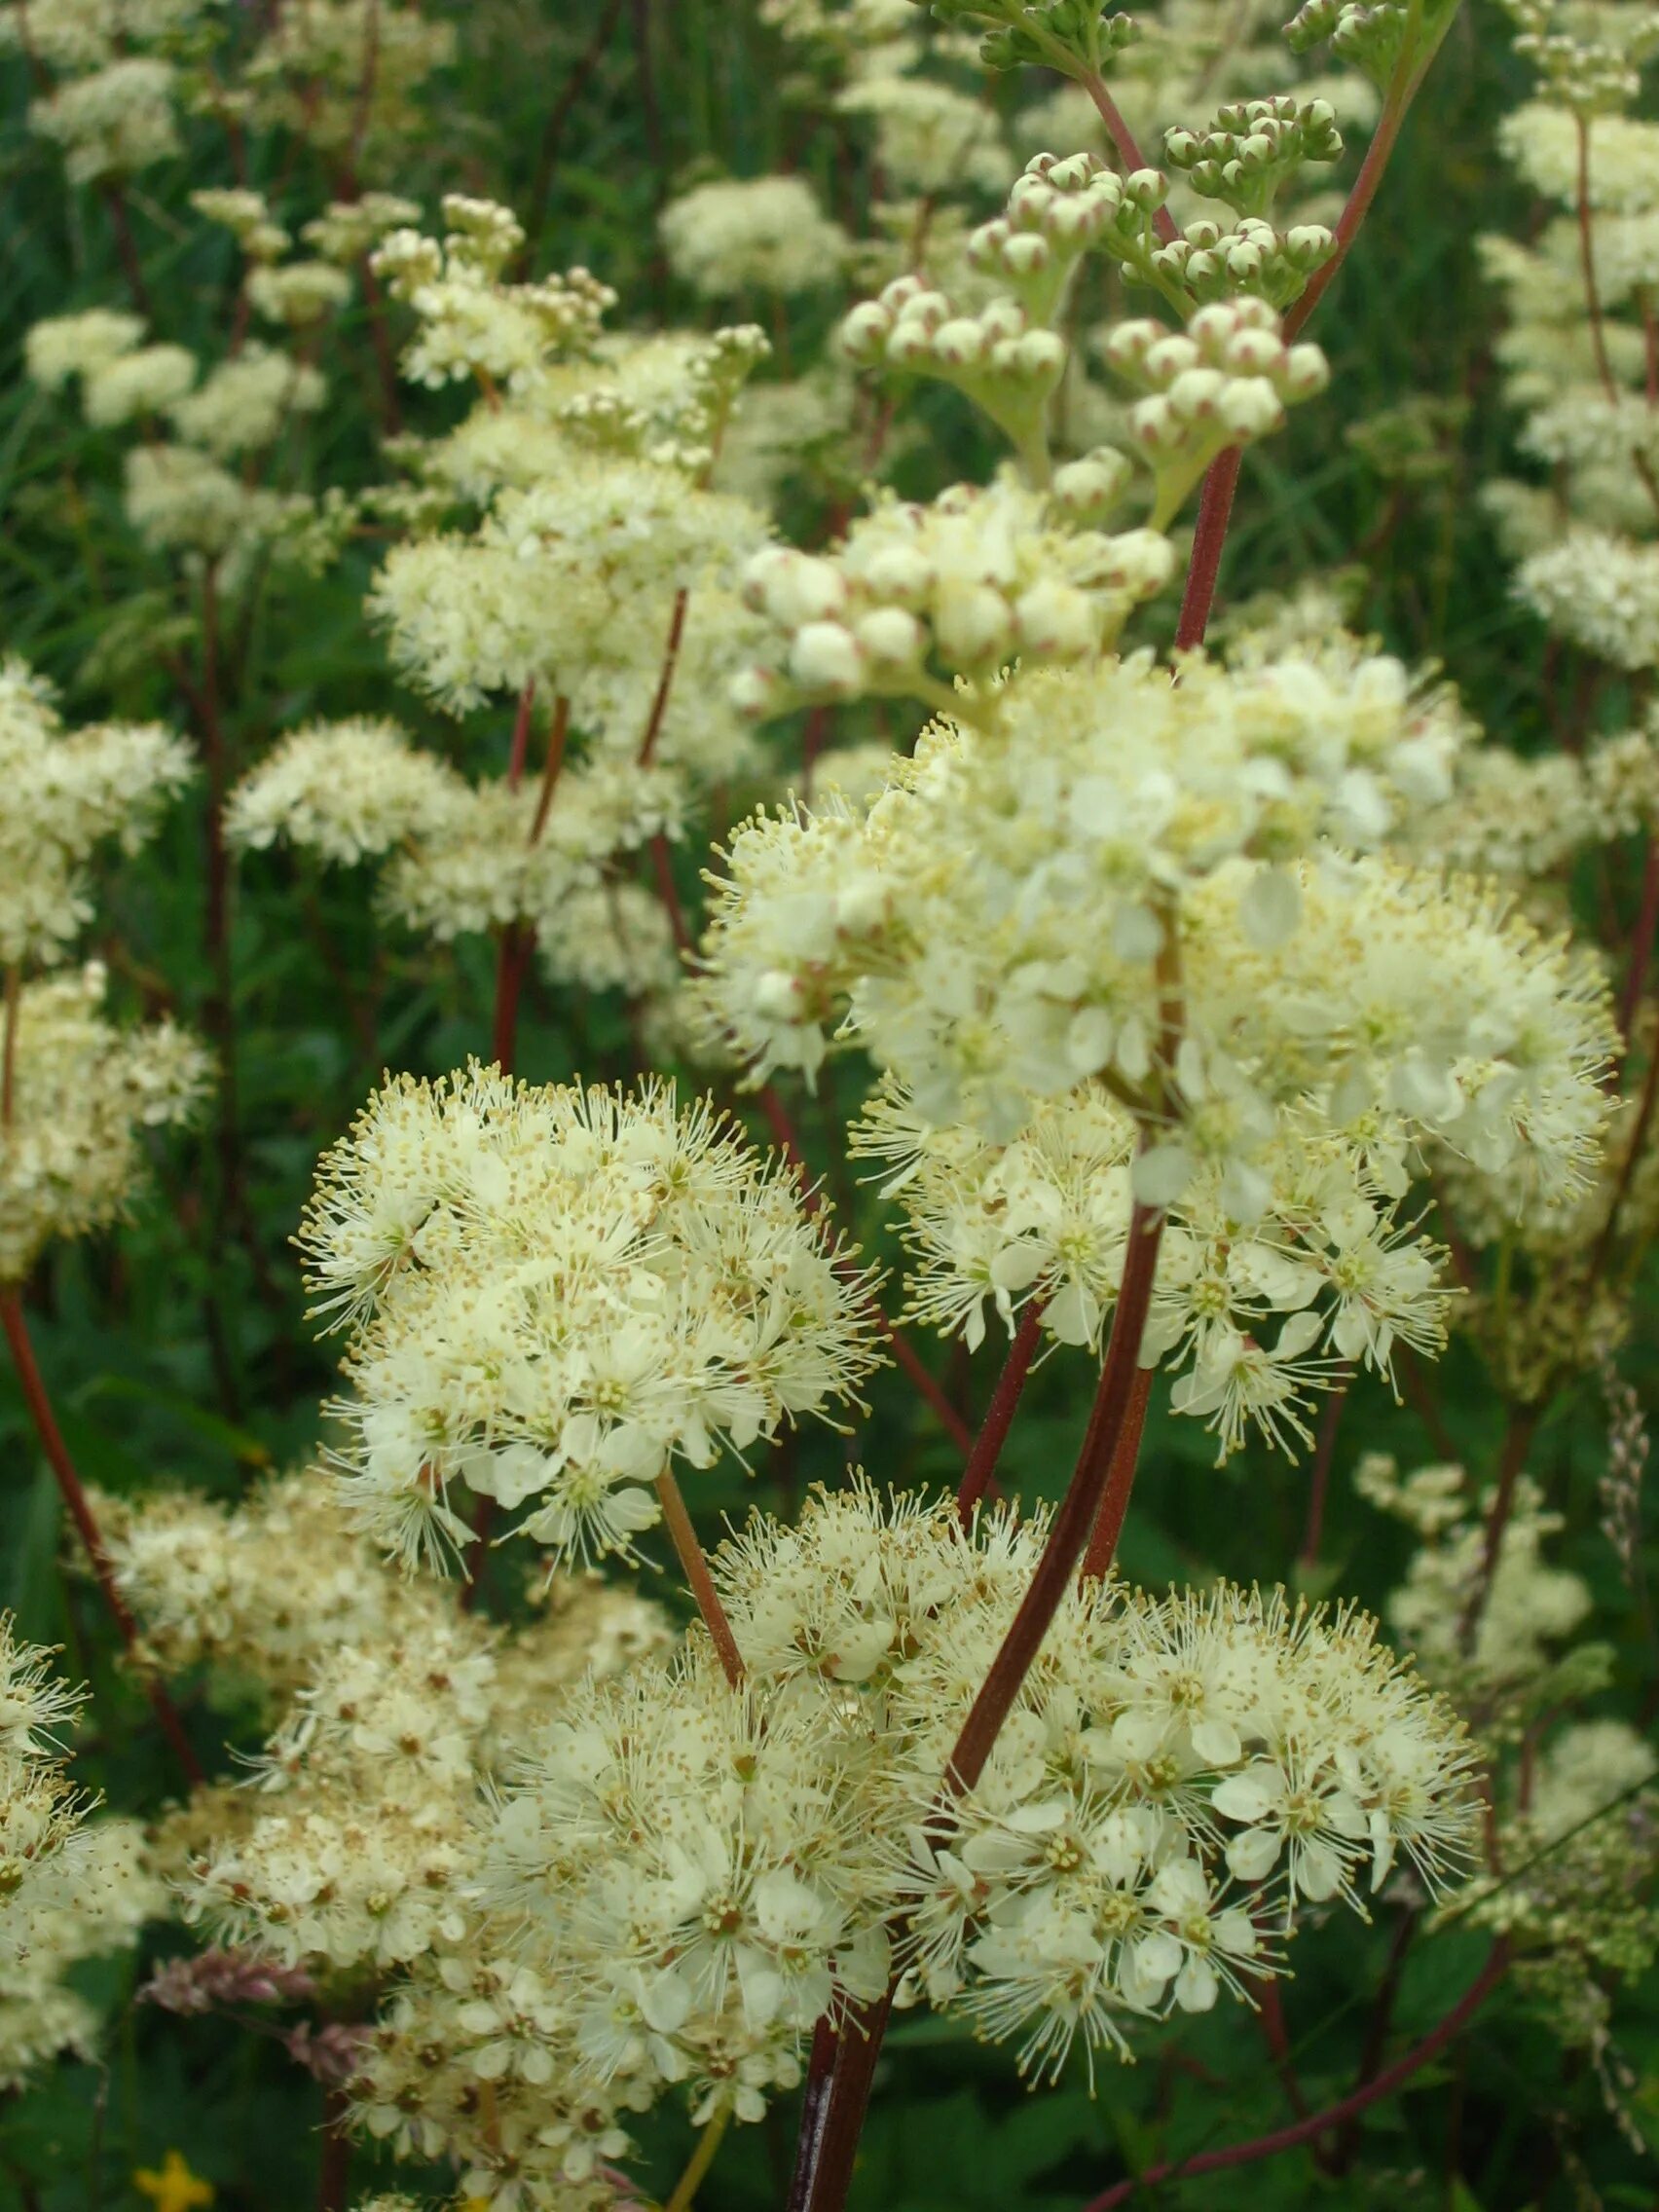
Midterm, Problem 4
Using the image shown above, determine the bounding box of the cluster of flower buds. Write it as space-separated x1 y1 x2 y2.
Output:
1284 0 1422 88
559 324 770 474
1146 215 1336 310
932 0 1141 74
965 152 1171 321
1103 300 1329 513
841 276 1066 393
191 188 289 264
731 464 1172 715
1164 95 1343 215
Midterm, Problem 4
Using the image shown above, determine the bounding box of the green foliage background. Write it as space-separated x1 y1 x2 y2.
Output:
0 3 1653 2208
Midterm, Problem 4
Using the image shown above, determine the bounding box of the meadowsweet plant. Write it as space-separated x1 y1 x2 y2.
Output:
0 0 1656 2208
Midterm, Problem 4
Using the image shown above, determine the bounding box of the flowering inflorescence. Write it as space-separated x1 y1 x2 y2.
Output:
0 1617 160 2090
297 1065 883 1571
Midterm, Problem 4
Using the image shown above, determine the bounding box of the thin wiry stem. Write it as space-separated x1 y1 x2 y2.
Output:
663 2104 731 2212
1 967 18 1127
655 1468 745 1687
956 1300 1047 1524
1078 1942 1509 2208
0 1290 203 1788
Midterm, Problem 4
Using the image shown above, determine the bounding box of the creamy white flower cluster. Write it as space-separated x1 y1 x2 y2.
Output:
732 467 1173 717
480 1641 893 2128
1516 530 1659 672
93 1464 440 1704
178 1566 669 1978
855 1081 1449 1456
370 447 768 715
0 657 192 968
1412 724 1659 883
226 715 685 998
1357 1454 1595 1711
353 1929 647 2212
373 196 615 393
474 1484 1477 2106
699 632 1582 1113
660 173 852 298
25 297 335 567
0 965 210 1285
0 1618 160 2090
1500 101 1659 210
238 0 456 162
298 1066 882 1571
26 48 181 182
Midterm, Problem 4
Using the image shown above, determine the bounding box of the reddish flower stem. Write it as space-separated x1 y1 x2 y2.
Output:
1178 59 1438 649
1298 1361 1353 1574
100 183 154 319
650 834 693 956
1617 835 1659 1077
522 0 629 257
487 681 541 1076
956 1300 1047 1524
1456 1411 1538 1653
0 1289 203 1788
788 2018 841 2212
1 967 18 1126
1588 1025 1659 1291
795 1205 1168 2212
655 1468 745 1686
1078 1356 1155 1581
1077 74 1179 245
639 588 689 767
1173 446 1243 650
1078 1941 1509 2209
529 694 572 844
316 2085 352 2212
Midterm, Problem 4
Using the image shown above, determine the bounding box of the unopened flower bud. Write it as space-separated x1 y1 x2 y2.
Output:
1168 366 1228 420
879 275 926 312
854 608 924 667
1051 448 1133 518
1279 343 1331 398
861 545 935 604
1130 394 1180 452
933 316 988 366
759 552 846 626
1012 329 1067 385
730 666 781 719
1049 152 1100 190
888 322 935 367
980 298 1027 344
839 301 893 362
1219 379 1284 438
1102 318 1163 375
790 621 865 694
1098 528 1177 595
897 289 949 333
935 583 1014 663
1014 581 1098 658
1144 334 1200 384
968 219 1011 268
1225 328 1288 375
1003 232 1052 276
1009 179 1056 232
